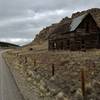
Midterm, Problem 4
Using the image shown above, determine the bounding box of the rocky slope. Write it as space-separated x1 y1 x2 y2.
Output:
32 8 100 45
33 23 58 45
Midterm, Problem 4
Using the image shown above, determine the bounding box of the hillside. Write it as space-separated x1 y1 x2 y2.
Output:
32 8 100 46
0 41 19 48
33 23 58 44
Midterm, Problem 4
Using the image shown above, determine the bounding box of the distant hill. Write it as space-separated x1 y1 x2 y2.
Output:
0 41 20 48
32 8 100 45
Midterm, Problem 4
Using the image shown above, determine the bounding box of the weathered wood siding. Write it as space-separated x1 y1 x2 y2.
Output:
76 14 99 33
48 14 100 51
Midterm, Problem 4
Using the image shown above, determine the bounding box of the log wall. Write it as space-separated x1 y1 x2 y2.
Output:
48 14 100 51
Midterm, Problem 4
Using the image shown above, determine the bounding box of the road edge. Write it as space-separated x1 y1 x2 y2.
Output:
2 53 26 100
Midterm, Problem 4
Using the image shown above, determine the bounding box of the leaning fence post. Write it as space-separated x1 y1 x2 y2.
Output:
19 55 22 64
52 64 55 76
81 68 87 100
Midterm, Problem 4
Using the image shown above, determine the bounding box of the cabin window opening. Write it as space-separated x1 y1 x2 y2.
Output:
52 42 55 50
54 42 57 49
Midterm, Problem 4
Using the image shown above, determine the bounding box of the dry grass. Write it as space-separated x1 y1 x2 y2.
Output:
4 48 100 100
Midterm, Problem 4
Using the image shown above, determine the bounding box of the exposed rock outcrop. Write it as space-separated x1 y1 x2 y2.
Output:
32 8 100 45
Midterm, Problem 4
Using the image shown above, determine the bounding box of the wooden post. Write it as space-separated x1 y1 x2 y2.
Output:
52 64 55 76
24 56 27 64
81 68 87 100
34 59 36 66
19 55 22 64
48 40 51 50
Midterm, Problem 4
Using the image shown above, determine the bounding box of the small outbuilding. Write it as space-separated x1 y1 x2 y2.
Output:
48 13 100 51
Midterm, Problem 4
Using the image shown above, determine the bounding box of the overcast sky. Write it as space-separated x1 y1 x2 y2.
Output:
0 0 100 45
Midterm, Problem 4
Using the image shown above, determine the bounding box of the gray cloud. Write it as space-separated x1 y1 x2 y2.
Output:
0 0 99 45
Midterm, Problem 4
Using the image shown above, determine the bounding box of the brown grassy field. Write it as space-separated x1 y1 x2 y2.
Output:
4 48 100 100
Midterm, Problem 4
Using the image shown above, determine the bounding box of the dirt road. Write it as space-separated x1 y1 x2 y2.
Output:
0 50 24 100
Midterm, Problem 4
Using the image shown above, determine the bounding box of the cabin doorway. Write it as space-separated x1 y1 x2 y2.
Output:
61 41 64 50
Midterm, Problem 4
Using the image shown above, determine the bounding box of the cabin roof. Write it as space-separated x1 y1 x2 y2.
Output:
70 13 88 31
49 12 100 40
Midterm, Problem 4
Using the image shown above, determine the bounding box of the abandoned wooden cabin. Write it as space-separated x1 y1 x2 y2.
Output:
48 13 100 51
